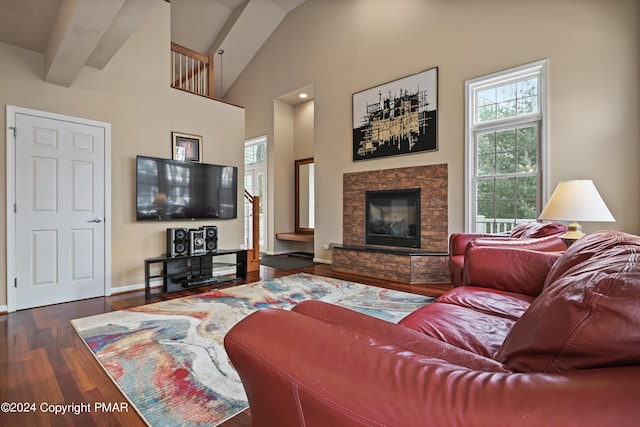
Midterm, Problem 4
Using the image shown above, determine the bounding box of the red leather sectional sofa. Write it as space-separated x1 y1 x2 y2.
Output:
225 230 640 426
448 221 568 287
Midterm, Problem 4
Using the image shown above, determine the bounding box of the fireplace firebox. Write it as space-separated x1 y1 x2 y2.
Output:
365 189 421 248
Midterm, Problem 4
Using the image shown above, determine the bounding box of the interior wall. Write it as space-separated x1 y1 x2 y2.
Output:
224 0 640 263
0 1 245 306
291 99 314 254
269 98 315 254
294 100 314 160
272 99 294 253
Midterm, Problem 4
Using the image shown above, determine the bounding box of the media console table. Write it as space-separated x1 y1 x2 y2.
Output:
144 249 248 302
332 244 449 284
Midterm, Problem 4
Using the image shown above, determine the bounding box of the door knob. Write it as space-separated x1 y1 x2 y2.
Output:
87 217 103 223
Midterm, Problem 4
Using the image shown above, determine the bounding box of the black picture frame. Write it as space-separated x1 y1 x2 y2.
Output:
352 67 438 161
172 132 202 162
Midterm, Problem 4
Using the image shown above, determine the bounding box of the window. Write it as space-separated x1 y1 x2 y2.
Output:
244 136 267 249
244 138 267 164
465 60 548 233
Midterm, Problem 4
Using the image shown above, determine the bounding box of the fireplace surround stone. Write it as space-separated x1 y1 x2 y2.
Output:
333 164 449 283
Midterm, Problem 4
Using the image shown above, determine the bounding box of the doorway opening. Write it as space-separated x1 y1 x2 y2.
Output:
244 136 267 253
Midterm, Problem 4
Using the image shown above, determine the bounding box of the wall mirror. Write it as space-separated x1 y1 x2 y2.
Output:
295 158 315 234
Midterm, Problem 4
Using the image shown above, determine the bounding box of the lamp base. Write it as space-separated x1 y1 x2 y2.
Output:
560 221 584 246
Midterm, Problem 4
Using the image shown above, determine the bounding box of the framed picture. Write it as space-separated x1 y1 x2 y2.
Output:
172 132 202 162
352 67 438 161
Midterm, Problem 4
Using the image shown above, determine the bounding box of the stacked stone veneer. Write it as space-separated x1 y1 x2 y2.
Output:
333 164 449 283
343 164 448 250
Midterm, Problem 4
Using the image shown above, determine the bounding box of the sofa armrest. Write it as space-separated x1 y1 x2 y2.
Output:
470 234 567 253
225 307 640 427
464 245 562 296
449 232 504 256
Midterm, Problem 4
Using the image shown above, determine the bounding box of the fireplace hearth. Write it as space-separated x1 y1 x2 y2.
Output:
366 189 421 248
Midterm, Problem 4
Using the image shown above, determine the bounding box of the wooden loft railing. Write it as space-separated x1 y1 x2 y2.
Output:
171 42 214 98
244 190 261 272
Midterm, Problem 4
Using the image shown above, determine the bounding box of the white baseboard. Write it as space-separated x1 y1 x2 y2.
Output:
266 250 296 255
0 304 7 314
111 281 153 294
313 257 331 264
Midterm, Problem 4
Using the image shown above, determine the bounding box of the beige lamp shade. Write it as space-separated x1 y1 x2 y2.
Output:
538 180 615 240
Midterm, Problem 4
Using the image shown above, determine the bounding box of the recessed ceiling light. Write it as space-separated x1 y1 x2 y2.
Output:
298 93 308 99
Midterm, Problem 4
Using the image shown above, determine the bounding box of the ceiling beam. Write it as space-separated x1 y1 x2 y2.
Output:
211 0 291 97
44 0 126 86
86 0 157 70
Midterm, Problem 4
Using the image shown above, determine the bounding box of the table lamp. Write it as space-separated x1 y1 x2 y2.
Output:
538 180 615 242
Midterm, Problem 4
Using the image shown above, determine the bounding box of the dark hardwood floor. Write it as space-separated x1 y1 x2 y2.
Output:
0 262 451 427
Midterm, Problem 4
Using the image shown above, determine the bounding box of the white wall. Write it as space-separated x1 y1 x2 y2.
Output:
225 0 640 263
294 100 314 161
265 97 315 255
0 1 245 305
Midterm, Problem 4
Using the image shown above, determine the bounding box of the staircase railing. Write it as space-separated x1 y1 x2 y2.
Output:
244 190 261 272
171 42 214 98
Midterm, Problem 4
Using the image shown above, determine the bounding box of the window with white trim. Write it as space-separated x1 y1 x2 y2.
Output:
465 60 548 234
244 136 267 249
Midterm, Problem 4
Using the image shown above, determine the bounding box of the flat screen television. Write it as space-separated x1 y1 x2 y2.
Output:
136 155 238 221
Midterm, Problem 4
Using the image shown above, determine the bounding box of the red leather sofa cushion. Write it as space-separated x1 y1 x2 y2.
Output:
508 221 567 238
436 286 534 320
497 231 640 372
292 300 509 372
399 300 516 358
543 229 638 289
464 244 563 295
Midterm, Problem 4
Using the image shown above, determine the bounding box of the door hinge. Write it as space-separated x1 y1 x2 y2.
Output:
9 126 16 139
14 203 17 213
14 278 17 288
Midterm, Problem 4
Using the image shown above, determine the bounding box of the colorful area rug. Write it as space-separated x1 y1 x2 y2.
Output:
71 273 434 426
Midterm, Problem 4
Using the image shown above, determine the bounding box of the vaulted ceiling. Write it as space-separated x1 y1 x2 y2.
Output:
0 0 306 96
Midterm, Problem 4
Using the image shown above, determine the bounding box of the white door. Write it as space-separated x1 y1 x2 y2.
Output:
11 110 108 310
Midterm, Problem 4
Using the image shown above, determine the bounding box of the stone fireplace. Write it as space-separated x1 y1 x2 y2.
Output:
332 164 449 283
